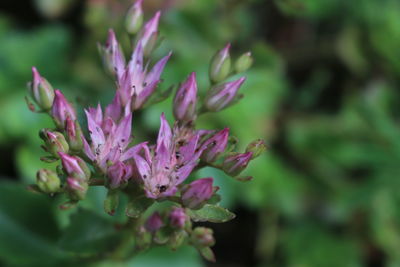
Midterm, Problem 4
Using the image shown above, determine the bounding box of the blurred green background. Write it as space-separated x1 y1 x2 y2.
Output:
0 0 399 266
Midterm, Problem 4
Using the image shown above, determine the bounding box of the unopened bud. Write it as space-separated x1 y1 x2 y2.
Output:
66 177 88 201
234 52 253 73
173 72 198 122
36 169 61 194
145 212 164 232
201 128 229 162
40 129 69 157
181 178 214 210
190 227 215 248
51 90 76 129
222 152 253 176
169 207 187 229
58 152 91 180
209 43 231 83
169 230 187 250
65 117 83 151
125 0 143 35
135 226 152 250
204 77 246 112
246 139 267 159
107 161 132 189
99 29 126 78
29 67 55 110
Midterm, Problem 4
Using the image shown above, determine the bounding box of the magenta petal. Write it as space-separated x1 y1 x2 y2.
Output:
156 113 172 153
105 94 122 122
85 109 105 149
113 113 132 147
145 52 171 85
120 141 149 162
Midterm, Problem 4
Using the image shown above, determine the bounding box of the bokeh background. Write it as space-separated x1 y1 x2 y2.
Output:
0 0 399 266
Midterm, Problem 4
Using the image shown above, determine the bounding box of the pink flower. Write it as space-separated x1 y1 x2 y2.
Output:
133 113 204 199
83 102 146 173
117 43 171 111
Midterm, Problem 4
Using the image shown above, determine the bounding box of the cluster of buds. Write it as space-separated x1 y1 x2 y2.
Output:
26 0 265 263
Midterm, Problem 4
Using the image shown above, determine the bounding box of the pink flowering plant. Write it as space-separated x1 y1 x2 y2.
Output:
27 0 265 263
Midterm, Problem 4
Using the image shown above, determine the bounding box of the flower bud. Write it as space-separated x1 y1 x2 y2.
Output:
173 72 198 122
246 139 267 159
29 67 55 110
201 128 229 163
234 52 253 73
136 11 160 56
65 117 84 151
169 230 187 251
99 29 126 78
204 77 246 112
40 129 69 157
145 212 164 232
209 43 231 83
125 0 143 35
36 169 61 194
181 178 214 209
66 177 88 201
169 207 187 229
222 152 253 176
107 161 132 189
190 227 215 248
135 226 152 250
51 90 76 129
58 152 91 180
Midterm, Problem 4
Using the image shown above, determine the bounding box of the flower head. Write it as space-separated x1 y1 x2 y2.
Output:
134 113 204 198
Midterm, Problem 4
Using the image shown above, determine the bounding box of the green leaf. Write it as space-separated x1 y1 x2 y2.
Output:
188 204 236 223
125 196 154 218
0 181 70 266
58 209 121 255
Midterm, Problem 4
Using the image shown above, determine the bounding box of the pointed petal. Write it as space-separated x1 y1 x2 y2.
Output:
145 52 171 84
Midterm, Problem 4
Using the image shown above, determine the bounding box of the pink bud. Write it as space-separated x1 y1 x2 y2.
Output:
222 152 253 176
51 90 76 129
66 177 88 201
107 161 132 189
204 77 246 112
100 29 126 78
29 67 54 110
58 152 91 180
200 128 229 162
145 212 163 232
169 207 187 229
181 178 214 209
65 117 83 151
173 72 198 122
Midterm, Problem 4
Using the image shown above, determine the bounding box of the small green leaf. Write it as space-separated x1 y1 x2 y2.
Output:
188 204 236 223
125 196 154 218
